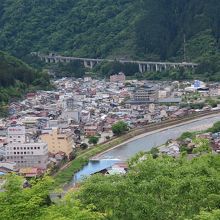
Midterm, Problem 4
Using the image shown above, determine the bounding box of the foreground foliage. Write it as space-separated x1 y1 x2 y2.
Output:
77 154 220 219
0 175 103 220
2 153 220 219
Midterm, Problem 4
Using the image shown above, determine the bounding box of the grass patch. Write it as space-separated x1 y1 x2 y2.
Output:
53 158 88 188
178 131 197 141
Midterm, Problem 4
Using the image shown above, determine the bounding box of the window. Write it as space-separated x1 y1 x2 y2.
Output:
38 147 40 149
24 152 26 154
17 152 19 154
27 147 30 150
18 136 20 138
34 147 36 150
24 147 26 150
31 147 33 150
14 152 16 155
31 152 33 154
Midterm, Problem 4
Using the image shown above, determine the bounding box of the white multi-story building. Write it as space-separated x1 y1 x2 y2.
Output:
5 126 48 169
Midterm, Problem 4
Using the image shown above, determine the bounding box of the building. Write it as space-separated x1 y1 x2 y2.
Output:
129 84 158 104
5 126 48 169
40 128 74 158
185 80 208 92
110 72 126 83
19 167 44 178
60 109 81 123
84 125 98 136
0 161 16 172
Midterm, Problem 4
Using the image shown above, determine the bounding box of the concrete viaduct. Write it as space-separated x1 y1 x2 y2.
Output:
34 53 198 73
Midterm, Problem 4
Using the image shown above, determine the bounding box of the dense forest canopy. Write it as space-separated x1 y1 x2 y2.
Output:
1 1 220 80
0 51 39 87
0 51 50 108
0 0 220 63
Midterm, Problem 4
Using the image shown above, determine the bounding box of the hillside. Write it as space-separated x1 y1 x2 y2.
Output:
0 51 50 116
0 0 138 59
0 0 220 78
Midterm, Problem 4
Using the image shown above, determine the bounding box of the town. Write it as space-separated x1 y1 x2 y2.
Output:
0 72 220 179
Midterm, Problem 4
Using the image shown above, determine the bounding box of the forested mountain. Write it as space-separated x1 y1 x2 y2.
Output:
0 0 220 63
0 51 45 87
0 51 50 115
0 0 138 59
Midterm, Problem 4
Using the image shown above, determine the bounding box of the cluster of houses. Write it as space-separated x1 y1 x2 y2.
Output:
0 74 220 177
157 131 220 158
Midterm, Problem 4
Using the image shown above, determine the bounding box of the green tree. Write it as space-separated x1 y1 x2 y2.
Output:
208 121 220 133
0 174 104 220
88 136 99 145
193 210 220 220
80 143 88 150
77 154 220 219
192 138 212 155
42 192 104 220
0 174 53 220
179 131 195 141
112 121 128 136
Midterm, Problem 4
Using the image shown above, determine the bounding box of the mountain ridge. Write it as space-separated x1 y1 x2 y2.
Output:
0 0 220 78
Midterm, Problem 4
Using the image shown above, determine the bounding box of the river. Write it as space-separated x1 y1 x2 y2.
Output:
72 114 220 183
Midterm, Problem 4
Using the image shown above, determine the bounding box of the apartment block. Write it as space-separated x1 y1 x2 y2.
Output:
6 126 48 169
40 128 74 158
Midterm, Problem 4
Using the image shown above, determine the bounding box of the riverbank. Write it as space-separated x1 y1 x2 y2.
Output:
93 112 220 159
53 110 220 188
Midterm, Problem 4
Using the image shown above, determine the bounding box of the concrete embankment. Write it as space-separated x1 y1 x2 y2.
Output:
54 110 220 188
91 111 220 160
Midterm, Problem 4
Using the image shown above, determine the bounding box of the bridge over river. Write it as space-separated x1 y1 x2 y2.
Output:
32 52 198 73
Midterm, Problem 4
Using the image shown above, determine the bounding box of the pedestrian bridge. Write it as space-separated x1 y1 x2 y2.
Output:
32 52 198 73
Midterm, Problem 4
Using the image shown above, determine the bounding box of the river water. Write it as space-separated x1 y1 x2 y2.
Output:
72 115 220 183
